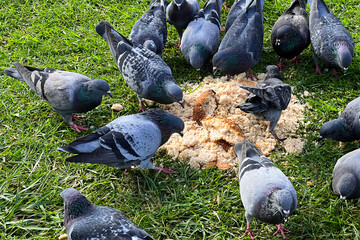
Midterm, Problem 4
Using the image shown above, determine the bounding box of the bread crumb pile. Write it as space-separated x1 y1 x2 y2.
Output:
157 73 305 170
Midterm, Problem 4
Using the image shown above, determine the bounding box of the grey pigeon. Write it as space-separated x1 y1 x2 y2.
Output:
271 0 310 70
4 62 111 132
332 149 360 204
129 0 169 55
61 188 154 240
236 65 291 142
166 0 200 46
212 0 264 80
235 139 297 239
180 0 222 70
225 0 264 32
96 21 183 110
58 109 184 174
318 96 360 142
308 0 354 76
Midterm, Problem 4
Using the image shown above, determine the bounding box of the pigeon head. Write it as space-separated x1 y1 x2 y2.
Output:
318 118 347 141
212 48 251 75
143 40 158 54
335 173 358 202
336 44 353 71
265 65 283 80
61 188 93 226
88 79 112 97
157 80 184 107
188 44 211 70
272 25 301 56
271 189 295 223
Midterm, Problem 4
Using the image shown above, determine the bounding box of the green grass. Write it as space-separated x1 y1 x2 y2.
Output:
1 0 360 239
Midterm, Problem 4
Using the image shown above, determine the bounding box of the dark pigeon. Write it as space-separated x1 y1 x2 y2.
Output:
212 0 264 80
236 65 291 142
61 188 154 240
235 139 297 239
58 109 184 174
308 0 354 76
96 21 183 110
129 0 169 55
180 0 222 70
271 0 310 70
318 96 360 142
332 149 360 204
4 62 111 132
166 0 200 44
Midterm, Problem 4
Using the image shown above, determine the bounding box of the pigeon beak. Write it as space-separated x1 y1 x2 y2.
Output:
316 135 323 142
178 100 184 108
213 66 219 75
179 131 184 137
283 210 290 222
176 3 181 9
340 195 346 206
343 67 348 74
107 90 113 97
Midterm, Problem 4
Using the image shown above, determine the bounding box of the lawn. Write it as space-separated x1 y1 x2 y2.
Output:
1 0 360 239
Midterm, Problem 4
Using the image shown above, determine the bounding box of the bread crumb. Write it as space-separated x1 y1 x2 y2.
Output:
159 74 306 170
111 104 123 111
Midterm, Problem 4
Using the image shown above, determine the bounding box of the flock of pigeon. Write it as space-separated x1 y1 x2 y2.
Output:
4 0 360 239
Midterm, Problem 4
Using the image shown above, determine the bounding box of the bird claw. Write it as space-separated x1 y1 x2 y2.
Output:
315 64 323 75
72 115 83 122
155 166 174 174
278 58 285 71
290 56 299 65
273 224 291 239
71 124 88 132
243 229 259 239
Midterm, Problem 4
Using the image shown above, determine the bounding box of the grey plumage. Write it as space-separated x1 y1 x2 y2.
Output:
166 0 200 38
4 62 111 132
271 0 310 68
308 0 354 74
61 188 154 240
180 0 222 70
58 109 184 174
318 96 360 142
129 0 168 55
236 65 291 142
235 139 297 239
332 149 360 203
96 21 183 109
212 0 264 78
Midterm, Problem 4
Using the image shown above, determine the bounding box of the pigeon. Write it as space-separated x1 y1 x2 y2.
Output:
129 0 169 55
58 109 184 174
166 0 200 46
4 62 111 132
96 21 183 110
270 0 310 70
212 0 264 80
332 149 360 204
318 96 360 142
225 0 264 32
236 65 291 142
61 188 154 240
235 139 297 239
180 0 222 70
308 0 354 76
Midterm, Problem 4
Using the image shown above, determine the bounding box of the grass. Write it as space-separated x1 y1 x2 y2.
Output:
0 0 359 239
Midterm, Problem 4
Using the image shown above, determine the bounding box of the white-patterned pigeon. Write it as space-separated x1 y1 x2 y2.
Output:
271 0 310 70
318 96 360 142
61 188 154 240
212 0 264 80
166 0 200 47
308 0 354 76
180 0 222 70
129 0 168 55
332 149 360 204
235 139 297 239
58 109 184 174
96 21 183 110
4 62 111 132
236 65 291 142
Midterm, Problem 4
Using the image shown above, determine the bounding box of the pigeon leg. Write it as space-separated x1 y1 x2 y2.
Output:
138 98 147 112
270 130 286 143
176 39 182 50
71 123 88 132
273 224 291 239
227 74 232 81
315 64 323 75
246 69 259 80
223 2 229 10
243 222 259 239
154 166 174 174
290 55 299 65
278 58 285 71
72 114 83 122
332 69 339 78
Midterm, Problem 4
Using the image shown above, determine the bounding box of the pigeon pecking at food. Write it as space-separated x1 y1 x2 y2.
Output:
129 0 169 55
212 0 264 80
58 109 184 174
60 188 155 240
236 65 291 142
318 96 360 142
96 21 183 111
180 0 223 70
235 139 297 239
308 0 354 77
271 0 310 70
4 62 111 132
332 148 360 205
